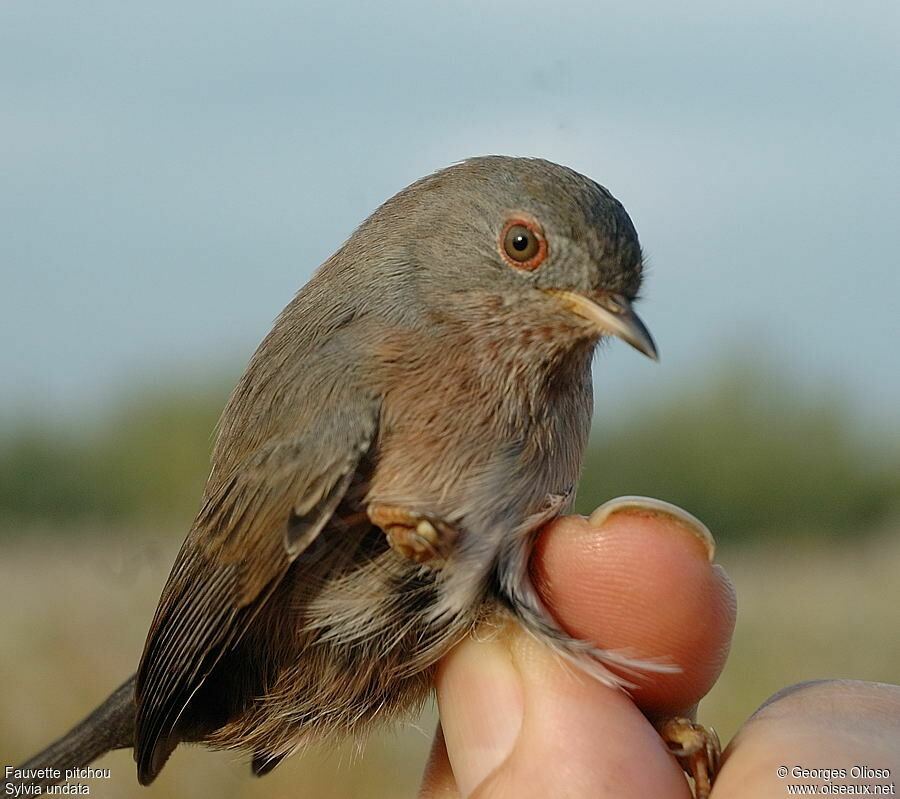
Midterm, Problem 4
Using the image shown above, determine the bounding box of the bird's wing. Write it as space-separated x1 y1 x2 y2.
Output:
134 392 379 784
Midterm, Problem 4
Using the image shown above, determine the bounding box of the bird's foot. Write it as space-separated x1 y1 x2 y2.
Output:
367 504 458 564
657 716 720 799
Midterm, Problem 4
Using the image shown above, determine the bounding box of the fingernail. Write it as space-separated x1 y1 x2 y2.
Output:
588 495 716 562
436 634 523 797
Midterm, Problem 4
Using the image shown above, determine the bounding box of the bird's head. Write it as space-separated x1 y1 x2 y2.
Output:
342 155 657 360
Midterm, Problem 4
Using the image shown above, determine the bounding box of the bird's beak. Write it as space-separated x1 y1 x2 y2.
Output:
545 289 659 360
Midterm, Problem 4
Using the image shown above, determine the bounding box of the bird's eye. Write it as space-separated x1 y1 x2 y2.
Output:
500 218 547 270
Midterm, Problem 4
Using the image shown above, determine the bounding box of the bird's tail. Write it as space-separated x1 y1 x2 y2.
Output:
11 674 136 790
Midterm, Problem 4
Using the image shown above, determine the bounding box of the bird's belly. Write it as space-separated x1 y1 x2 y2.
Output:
208 525 475 758
213 378 591 757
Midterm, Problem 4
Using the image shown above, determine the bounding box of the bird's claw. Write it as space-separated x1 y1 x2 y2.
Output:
367 504 458 564
657 716 720 799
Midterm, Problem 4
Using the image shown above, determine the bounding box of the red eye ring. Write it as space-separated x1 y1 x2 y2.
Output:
499 217 548 270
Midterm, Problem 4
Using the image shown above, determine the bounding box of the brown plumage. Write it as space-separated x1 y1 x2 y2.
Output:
17 156 659 787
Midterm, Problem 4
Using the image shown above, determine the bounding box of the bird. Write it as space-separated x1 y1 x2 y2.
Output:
17 155 676 788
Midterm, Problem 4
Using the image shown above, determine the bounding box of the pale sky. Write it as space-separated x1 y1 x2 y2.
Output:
2 0 898 425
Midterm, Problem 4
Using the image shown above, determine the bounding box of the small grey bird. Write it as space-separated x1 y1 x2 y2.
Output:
19 156 701 791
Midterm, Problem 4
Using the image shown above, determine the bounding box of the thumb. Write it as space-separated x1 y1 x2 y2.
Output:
432 621 690 799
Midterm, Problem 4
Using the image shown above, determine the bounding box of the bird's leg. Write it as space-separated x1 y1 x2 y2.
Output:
367 503 459 564
656 716 721 799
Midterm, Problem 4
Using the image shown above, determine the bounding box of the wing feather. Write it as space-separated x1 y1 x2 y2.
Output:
134 396 378 784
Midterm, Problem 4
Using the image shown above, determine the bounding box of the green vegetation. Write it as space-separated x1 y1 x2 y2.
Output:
578 362 900 542
0 378 232 532
1 359 898 543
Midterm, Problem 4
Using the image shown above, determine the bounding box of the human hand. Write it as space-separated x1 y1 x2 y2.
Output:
419 498 900 798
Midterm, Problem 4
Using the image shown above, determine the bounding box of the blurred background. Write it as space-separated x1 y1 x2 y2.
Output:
1 0 898 796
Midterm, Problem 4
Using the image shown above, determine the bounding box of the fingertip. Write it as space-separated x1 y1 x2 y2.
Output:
532 502 736 714
714 680 900 797
588 496 715 562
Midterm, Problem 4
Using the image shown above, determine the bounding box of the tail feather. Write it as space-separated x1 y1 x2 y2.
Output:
13 674 136 790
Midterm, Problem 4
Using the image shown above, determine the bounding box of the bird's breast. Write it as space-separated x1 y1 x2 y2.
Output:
365 329 594 536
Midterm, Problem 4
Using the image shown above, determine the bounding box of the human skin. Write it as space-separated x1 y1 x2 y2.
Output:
419 503 900 798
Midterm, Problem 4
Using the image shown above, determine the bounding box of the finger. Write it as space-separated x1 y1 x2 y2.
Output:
426 498 733 797
713 679 900 797
532 496 736 715
419 723 461 799
434 624 692 799
429 629 523 798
